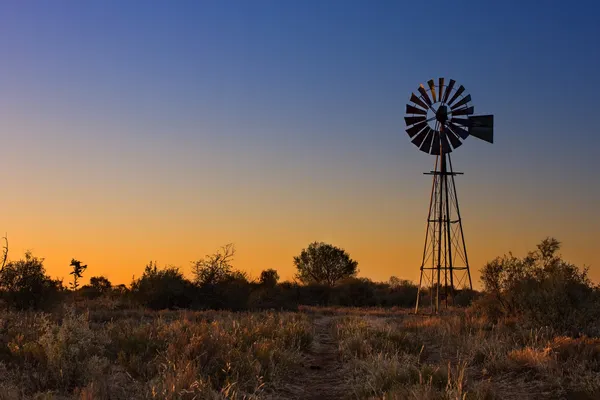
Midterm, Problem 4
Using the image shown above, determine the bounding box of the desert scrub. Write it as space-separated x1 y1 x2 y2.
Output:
334 316 467 399
0 308 313 399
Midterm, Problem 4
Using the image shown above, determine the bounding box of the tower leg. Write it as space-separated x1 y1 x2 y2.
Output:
415 153 472 313
415 155 438 314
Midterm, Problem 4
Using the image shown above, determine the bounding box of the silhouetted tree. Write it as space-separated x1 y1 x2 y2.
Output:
69 259 87 290
89 276 112 293
259 269 279 287
0 251 62 310
192 244 235 286
388 276 412 288
294 242 358 286
0 236 7 272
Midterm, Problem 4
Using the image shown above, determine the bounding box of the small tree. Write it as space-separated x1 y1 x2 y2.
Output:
89 276 112 293
69 259 87 290
0 251 62 310
294 242 358 286
192 243 235 286
0 236 7 272
259 269 280 287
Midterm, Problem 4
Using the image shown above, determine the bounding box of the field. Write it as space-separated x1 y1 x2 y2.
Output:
0 305 598 400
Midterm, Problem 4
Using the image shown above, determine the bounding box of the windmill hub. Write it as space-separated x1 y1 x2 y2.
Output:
435 105 449 125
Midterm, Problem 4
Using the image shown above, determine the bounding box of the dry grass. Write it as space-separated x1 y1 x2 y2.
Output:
333 308 600 399
0 306 598 399
0 307 313 399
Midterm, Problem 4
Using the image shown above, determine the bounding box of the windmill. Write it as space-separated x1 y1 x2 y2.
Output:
405 78 494 313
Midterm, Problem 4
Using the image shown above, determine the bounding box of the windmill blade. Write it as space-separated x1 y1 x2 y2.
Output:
447 85 465 106
452 106 474 116
418 84 432 106
448 122 469 139
410 93 429 110
406 121 428 138
420 129 435 153
438 78 445 103
406 104 428 115
430 131 441 155
442 79 455 103
404 116 426 126
440 131 452 153
411 127 431 147
445 129 463 149
451 94 472 110
428 79 437 103
469 115 494 143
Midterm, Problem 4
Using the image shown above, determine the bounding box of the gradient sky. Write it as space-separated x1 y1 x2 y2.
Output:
1 1 599 287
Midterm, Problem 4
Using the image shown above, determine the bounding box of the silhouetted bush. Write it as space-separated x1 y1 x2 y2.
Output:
80 276 112 299
452 288 480 307
198 272 253 311
332 278 377 307
475 237 600 336
130 262 195 310
192 244 235 286
0 251 63 310
259 269 279 287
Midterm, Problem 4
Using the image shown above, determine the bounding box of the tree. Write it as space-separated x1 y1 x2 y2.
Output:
259 269 280 287
294 242 358 286
0 235 7 272
69 259 87 290
192 243 235 286
0 251 63 310
89 276 112 293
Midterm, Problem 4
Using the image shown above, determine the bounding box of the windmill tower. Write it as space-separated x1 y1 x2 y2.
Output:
404 78 494 313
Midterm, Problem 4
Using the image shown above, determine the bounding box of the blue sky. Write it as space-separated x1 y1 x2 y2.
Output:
0 0 599 283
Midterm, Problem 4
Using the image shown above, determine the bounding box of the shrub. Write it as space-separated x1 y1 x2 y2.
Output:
80 276 113 299
130 262 195 310
333 277 377 307
476 238 600 336
191 243 235 286
89 276 111 293
0 251 63 310
259 269 280 287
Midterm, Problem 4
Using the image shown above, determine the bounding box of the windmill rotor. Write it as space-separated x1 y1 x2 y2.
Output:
404 78 494 155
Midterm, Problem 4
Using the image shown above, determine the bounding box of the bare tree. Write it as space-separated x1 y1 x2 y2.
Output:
0 235 7 273
192 243 236 286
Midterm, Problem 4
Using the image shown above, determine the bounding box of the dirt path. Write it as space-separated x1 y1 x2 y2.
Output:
277 315 350 400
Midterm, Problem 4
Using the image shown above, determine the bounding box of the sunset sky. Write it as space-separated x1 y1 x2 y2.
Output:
1 1 599 287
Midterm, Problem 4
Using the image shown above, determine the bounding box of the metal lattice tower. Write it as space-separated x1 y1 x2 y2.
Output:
404 78 494 313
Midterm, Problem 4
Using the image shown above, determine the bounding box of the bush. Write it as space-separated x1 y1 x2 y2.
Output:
191 243 235 286
130 262 195 310
259 269 280 287
475 238 600 336
0 251 63 310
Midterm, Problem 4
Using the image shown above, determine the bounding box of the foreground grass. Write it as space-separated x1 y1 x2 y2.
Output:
1 306 599 399
332 309 600 399
0 307 313 399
